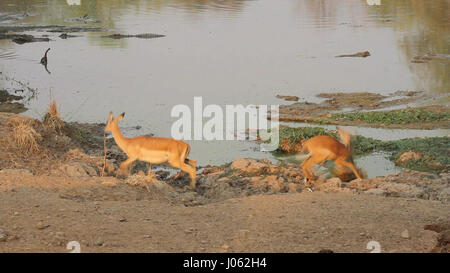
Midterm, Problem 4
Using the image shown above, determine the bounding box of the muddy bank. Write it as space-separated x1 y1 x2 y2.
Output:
0 25 106 44
276 92 449 129
102 33 165 39
0 25 105 33
0 33 50 44
0 90 26 113
1 111 448 207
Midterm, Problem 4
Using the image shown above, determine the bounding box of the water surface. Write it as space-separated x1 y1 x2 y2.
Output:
0 0 448 174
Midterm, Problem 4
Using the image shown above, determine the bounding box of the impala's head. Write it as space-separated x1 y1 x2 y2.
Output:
104 111 125 133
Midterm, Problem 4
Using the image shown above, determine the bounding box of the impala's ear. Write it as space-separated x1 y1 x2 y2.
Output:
118 112 125 120
108 111 113 121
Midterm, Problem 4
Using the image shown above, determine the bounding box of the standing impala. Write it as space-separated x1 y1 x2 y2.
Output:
104 112 197 189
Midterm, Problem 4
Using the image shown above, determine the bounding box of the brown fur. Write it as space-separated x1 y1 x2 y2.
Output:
300 128 362 181
104 112 197 189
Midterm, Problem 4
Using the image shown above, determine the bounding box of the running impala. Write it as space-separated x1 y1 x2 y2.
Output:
104 112 197 189
299 128 362 182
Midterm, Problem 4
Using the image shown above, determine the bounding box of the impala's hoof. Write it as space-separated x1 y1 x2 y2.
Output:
189 179 196 190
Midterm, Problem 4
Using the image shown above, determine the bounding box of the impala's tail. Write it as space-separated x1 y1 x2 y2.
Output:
337 128 351 151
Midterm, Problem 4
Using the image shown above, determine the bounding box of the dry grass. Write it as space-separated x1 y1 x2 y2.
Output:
7 118 42 154
43 99 64 133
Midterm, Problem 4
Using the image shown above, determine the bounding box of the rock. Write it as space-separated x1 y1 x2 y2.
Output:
438 230 450 245
437 187 450 202
401 229 410 239
430 230 450 253
230 158 268 174
95 237 104 246
57 162 98 177
347 178 379 190
36 222 50 230
249 176 285 192
396 151 422 165
365 188 384 195
230 158 249 171
316 178 342 192
151 181 174 193
0 229 9 242
266 176 285 192
276 95 299 101
0 168 33 176
424 221 450 233
318 249 334 253
314 175 328 186
335 51 371 58
103 33 165 39
101 177 120 187
378 182 424 198
288 183 300 193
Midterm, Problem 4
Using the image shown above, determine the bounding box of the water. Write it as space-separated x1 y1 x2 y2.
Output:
0 0 449 174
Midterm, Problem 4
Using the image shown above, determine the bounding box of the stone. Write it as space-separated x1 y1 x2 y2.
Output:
401 229 410 239
0 229 9 242
365 188 384 195
437 187 450 202
424 221 450 233
276 95 299 101
316 178 342 192
249 176 285 192
230 158 268 174
347 178 378 190
36 222 50 230
378 182 424 198
57 162 98 177
396 151 422 164
288 183 300 193
101 177 120 187
0 168 33 176
95 237 104 246
266 176 285 192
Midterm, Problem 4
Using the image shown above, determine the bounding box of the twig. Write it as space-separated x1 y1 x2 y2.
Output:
101 132 107 177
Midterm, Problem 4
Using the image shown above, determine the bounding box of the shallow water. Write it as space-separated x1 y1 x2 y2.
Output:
0 0 449 171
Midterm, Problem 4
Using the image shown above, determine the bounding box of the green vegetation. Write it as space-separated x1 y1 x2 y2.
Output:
279 126 337 145
277 126 449 173
331 108 450 125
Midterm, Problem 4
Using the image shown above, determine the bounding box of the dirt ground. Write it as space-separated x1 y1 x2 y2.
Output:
0 112 449 253
0 172 448 253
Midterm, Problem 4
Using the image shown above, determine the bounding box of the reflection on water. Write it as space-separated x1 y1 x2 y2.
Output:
0 0 448 166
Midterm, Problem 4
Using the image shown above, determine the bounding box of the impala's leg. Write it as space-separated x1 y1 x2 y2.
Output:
301 153 330 182
169 156 196 190
147 163 153 176
301 156 313 181
335 158 362 179
118 157 136 176
186 158 197 169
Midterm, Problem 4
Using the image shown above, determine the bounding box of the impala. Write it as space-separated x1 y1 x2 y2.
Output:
299 128 362 182
104 112 197 189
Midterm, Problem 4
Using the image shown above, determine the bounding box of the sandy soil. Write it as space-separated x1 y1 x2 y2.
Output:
0 172 448 253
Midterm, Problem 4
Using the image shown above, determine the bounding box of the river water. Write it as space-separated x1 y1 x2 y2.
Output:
0 0 449 176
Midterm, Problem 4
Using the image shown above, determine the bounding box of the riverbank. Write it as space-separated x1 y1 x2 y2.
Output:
0 110 448 252
275 92 450 129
